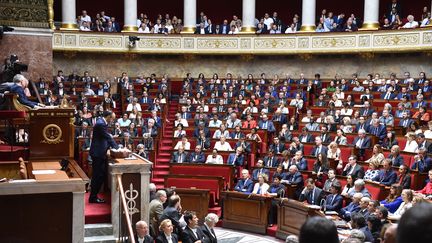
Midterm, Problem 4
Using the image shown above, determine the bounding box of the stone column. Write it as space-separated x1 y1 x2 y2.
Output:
60 0 78 30
241 0 256 33
362 0 380 30
181 0 197 33
123 0 138 32
300 0 316 32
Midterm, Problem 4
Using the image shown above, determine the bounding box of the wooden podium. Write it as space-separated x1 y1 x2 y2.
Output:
221 191 272 234
28 108 75 159
276 199 324 239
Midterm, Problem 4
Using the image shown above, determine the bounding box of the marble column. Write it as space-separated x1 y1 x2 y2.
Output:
72 191 85 243
181 0 197 33
362 0 380 30
300 0 316 32
60 0 78 30
123 0 138 32
241 0 256 33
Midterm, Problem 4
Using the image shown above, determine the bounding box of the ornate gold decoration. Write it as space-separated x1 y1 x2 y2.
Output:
239 26 256 34
79 35 123 48
137 38 181 49
184 38 194 49
360 22 379 30
359 52 375 60
359 36 370 47
254 38 295 49
240 54 254 62
181 26 196 34
298 54 313 61
300 25 316 32
298 38 309 48
312 36 356 48
197 39 238 49
41 124 63 144
122 25 138 32
47 0 54 30
60 23 79 30
423 32 432 44
240 38 252 49
373 33 419 46
59 96 71 108
0 0 49 28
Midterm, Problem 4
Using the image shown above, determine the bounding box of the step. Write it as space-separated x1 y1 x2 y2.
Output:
160 146 172 150
151 178 164 183
153 170 169 176
158 152 171 157
154 164 170 169
156 159 171 163
84 235 116 243
84 224 113 237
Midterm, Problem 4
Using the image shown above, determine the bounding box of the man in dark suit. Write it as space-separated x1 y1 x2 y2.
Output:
340 192 362 221
272 110 287 124
258 114 276 132
299 178 324 206
234 137 251 154
89 111 119 203
268 137 285 154
398 112 414 128
325 182 344 213
170 146 189 163
355 117 369 133
160 195 183 235
299 127 313 143
201 213 218 243
218 19 230 34
311 137 328 157
252 159 270 181
417 133 432 154
187 145 205 163
8 74 41 108
135 220 154 243
353 129 371 158
359 101 374 117
234 169 254 193
291 150 308 170
368 119 386 141
319 126 332 144
181 211 207 243
342 155 365 179
227 147 245 166
263 150 279 168
373 159 397 186
205 19 216 34
281 165 304 199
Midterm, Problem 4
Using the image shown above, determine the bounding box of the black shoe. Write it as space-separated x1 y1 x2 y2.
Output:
89 198 106 203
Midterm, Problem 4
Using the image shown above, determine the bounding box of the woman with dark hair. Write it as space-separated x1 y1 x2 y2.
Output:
381 131 398 149
397 164 412 189
341 175 356 197
312 153 329 187
380 184 403 213
367 214 382 243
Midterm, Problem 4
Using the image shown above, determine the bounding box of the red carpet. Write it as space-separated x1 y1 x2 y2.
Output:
266 224 278 237
84 192 111 224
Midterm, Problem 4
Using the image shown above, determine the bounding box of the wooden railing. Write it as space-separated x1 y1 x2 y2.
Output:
116 174 135 243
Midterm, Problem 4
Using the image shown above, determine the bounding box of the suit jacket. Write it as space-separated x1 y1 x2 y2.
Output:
135 235 153 243
156 233 178 243
142 126 158 137
325 194 344 212
234 178 254 193
205 25 216 34
9 83 38 108
299 187 324 205
353 136 371 149
342 164 365 179
398 118 414 127
90 118 119 158
160 207 182 234
263 156 280 168
181 226 206 243
196 137 211 150
187 152 205 163
235 141 252 154
272 114 287 124
269 143 286 154
170 152 189 163
299 134 313 143
227 153 245 166
397 174 412 189
320 133 332 144
200 224 217 243
373 169 397 186
355 123 370 133
258 120 276 132
252 167 270 181
387 154 405 166
149 199 164 235
368 125 386 140
359 108 374 117
282 172 304 199
418 141 432 154
340 202 361 220
311 145 329 157
292 158 308 171
380 92 396 100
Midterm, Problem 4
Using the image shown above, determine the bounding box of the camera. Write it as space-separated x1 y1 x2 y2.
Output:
0 25 14 39
128 36 140 48
1 55 28 83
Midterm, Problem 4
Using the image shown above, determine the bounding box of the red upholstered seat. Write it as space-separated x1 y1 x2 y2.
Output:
0 110 26 118
165 177 221 206
303 144 313 156
364 183 382 200
170 165 234 189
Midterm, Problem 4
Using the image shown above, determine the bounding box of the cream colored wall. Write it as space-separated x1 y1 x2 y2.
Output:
53 53 432 80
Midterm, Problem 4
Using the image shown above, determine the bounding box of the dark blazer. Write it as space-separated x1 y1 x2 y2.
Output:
299 187 324 205
234 141 252 154
282 172 304 198
142 126 158 137
90 118 119 158
200 225 217 243
205 25 216 34
160 207 182 235
355 123 370 133
418 141 432 154
397 174 412 189
268 143 286 154
218 24 230 34
368 125 386 140
187 152 205 163
359 108 375 117
196 137 211 150
310 145 329 157
342 164 365 179
353 136 371 149
234 178 254 193
320 133 332 144
170 152 189 163
181 226 206 243
380 92 396 100
135 235 153 243
227 153 245 166
156 233 178 243
252 167 270 181
263 156 280 168
272 114 287 124
258 120 276 132
299 134 313 143
387 154 405 166
9 83 38 108
373 169 397 186
325 194 344 212
340 202 361 220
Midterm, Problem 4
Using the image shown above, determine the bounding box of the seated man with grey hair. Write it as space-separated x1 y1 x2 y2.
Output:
201 213 219 243
149 190 167 237
4 74 43 108
286 234 299 243
135 220 153 243
342 229 365 243
340 192 363 221
149 183 156 201
348 179 371 198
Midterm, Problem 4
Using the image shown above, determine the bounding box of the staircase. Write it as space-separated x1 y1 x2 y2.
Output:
84 224 116 243
151 100 178 188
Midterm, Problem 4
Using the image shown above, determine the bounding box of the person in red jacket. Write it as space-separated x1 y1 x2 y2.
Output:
417 169 432 197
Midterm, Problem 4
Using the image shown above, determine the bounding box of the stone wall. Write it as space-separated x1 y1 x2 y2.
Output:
1 29 53 81
53 52 432 80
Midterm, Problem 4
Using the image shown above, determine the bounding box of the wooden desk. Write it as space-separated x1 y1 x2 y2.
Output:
174 188 210 223
221 191 272 234
276 199 324 239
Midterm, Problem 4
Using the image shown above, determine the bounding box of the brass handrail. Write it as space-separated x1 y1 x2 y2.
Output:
116 174 136 243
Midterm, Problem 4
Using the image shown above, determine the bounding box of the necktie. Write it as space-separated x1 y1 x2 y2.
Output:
403 119 408 127
268 158 272 167
179 154 182 163
331 195 336 204
257 186 261 194
385 93 389 99
263 122 267 129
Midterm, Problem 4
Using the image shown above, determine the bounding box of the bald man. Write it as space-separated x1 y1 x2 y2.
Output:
135 220 153 243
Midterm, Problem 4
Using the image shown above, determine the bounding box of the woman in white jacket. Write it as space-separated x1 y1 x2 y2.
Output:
252 174 270 195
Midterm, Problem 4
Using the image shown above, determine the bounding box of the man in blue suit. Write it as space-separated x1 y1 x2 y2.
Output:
89 111 119 203
368 119 386 141
258 114 276 132
187 145 205 163
9 74 41 108
263 150 279 168
281 165 304 199
310 137 328 157
227 147 245 166
234 169 253 193
373 159 397 186
325 182 344 213
252 159 270 181
339 192 362 220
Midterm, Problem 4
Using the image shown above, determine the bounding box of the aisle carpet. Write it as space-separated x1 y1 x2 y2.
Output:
84 192 111 224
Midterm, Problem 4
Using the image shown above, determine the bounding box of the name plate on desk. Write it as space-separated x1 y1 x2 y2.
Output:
32 170 69 180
